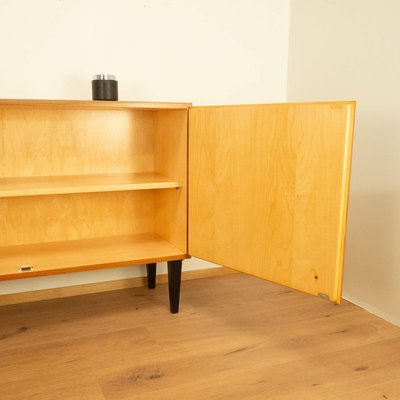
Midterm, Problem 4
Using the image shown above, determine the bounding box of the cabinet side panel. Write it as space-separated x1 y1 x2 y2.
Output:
189 103 355 302
0 191 154 246
0 109 154 178
153 110 187 253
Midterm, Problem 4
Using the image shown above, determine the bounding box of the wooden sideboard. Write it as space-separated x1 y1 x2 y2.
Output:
0 100 355 312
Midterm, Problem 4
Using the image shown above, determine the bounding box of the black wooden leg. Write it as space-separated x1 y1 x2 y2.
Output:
146 263 157 289
168 260 182 314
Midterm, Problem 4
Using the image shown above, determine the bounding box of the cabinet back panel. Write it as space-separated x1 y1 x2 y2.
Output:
0 109 154 178
0 191 154 246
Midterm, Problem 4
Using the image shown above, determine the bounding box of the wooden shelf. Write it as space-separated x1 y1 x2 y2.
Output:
0 173 182 198
0 233 189 280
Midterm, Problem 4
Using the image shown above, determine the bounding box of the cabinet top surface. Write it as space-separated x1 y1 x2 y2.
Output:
0 99 192 110
0 99 355 111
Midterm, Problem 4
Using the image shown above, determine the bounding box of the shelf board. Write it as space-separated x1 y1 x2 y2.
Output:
0 99 191 111
0 173 182 198
0 233 189 280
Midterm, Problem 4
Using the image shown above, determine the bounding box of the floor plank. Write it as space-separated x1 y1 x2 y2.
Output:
1 274 399 400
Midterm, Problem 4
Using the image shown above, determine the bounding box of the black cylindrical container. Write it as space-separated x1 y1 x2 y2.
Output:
92 74 118 100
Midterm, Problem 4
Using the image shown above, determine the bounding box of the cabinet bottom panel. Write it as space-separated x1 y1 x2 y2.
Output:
0 233 189 281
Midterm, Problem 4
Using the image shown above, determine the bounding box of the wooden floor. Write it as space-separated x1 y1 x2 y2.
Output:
1 273 400 400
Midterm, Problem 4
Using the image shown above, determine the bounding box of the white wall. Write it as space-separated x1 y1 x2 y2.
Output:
0 0 290 295
288 0 400 325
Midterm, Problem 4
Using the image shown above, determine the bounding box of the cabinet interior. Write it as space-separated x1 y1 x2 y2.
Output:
0 102 189 280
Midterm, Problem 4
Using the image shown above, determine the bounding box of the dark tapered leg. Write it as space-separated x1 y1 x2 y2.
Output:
146 263 157 289
167 260 182 314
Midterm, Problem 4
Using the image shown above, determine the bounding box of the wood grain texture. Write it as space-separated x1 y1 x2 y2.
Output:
0 273 399 400
0 191 155 246
189 102 355 303
0 99 191 111
0 172 181 197
0 267 238 306
154 110 188 253
0 233 188 280
0 109 154 178
0 102 189 280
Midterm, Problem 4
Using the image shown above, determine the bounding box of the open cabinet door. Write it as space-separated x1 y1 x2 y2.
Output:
188 102 355 303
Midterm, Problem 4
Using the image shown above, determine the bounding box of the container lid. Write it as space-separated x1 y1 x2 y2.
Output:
92 74 117 81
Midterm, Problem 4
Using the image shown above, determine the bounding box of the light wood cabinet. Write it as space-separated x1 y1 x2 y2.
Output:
0 99 355 312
